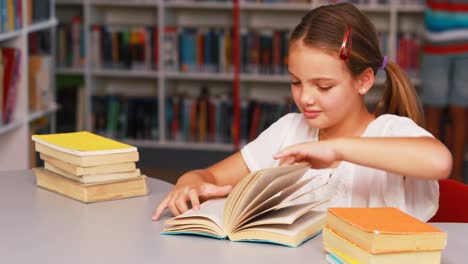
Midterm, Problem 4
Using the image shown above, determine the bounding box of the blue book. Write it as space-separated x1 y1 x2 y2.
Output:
161 163 328 247
326 253 346 264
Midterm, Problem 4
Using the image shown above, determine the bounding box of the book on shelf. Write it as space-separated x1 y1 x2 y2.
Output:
162 163 329 248
29 54 52 112
2 47 21 125
34 167 148 203
90 24 157 70
1 0 22 32
323 207 447 264
57 16 85 68
31 131 139 167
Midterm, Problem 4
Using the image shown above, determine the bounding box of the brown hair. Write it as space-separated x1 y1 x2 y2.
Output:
289 3 424 126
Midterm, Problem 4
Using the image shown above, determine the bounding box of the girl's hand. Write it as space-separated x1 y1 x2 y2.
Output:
273 141 341 168
152 181 232 221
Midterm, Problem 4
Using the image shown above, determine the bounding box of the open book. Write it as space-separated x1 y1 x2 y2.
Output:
161 163 329 247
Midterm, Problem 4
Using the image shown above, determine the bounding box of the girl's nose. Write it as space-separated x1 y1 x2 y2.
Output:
300 88 316 106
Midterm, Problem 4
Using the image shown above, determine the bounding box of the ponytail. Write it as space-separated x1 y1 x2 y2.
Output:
374 61 425 126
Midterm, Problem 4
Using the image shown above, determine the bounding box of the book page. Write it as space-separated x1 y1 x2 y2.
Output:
224 163 309 228
240 170 316 220
232 177 313 229
235 199 328 232
240 202 323 228
228 211 327 247
240 210 326 236
164 198 226 236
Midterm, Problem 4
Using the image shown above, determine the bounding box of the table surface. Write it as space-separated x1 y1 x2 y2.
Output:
0 170 466 264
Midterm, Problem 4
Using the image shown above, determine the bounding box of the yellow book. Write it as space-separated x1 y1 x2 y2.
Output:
44 162 141 184
32 131 137 156
40 153 137 176
7 0 14 31
326 207 447 254
162 163 328 247
34 168 148 203
32 132 139 167
323 227 442 264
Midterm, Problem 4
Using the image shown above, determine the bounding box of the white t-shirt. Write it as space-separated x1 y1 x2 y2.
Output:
240 113 439 222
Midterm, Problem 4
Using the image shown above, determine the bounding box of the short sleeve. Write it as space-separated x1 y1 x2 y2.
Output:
385 116 433 138
240 113 297 172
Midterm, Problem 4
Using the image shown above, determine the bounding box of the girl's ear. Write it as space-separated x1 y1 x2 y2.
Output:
355 67 375 95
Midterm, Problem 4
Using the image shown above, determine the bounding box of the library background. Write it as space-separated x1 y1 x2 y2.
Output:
0 0 466 183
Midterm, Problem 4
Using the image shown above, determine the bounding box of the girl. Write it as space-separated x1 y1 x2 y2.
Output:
152 3 452 222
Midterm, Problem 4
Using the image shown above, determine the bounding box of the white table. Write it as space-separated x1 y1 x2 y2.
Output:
0 170 465 264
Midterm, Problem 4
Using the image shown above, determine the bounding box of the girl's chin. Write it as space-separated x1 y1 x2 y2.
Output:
304 116 328 129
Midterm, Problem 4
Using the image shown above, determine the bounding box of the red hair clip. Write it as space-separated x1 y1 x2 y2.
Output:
340 25 352 61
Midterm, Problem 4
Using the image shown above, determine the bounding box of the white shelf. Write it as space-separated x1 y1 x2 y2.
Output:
354 4 391 13
0 30 21 42
411 77 421 86
92 69 159 79
123 139 234 151
56 0 84 5
28 105 59 123
166 1 233 10
56 67 85 75
89 0 158 7
0 18 58 43
26 18 58 34
241 3 311 12
241 74 290 83
0 120 24 136
396 5 425 13
165 72 234 81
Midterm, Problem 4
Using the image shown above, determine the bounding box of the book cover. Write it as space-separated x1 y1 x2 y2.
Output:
326 207 447 253
31 131 137 156
323 227 442 264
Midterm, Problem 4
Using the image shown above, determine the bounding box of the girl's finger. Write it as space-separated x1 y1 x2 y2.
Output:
152 194 170 221
174 190 189 214
188 188 200 210
167 193 182 216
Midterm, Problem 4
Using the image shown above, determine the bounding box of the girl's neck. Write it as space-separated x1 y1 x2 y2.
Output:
319 105 375 141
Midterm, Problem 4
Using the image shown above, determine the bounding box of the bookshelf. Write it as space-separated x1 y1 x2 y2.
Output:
0 0 58 171
54 0 426 153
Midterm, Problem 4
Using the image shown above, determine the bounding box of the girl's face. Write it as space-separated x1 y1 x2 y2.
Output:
288 42 363 129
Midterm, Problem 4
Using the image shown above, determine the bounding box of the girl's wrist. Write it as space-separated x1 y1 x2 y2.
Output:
323 137 346 162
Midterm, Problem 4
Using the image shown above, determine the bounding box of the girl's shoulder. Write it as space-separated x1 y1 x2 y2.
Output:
364 114 433 138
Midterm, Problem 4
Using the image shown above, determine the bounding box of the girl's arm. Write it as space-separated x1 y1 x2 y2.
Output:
152 152 250 220
274 137 452 180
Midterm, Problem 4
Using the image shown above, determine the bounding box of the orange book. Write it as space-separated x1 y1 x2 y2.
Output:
325 207 447 254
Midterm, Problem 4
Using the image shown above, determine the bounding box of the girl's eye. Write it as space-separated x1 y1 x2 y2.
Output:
291 81 301 86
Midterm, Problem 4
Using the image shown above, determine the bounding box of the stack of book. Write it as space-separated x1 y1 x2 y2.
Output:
323 207 447 264
32 131 148 203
